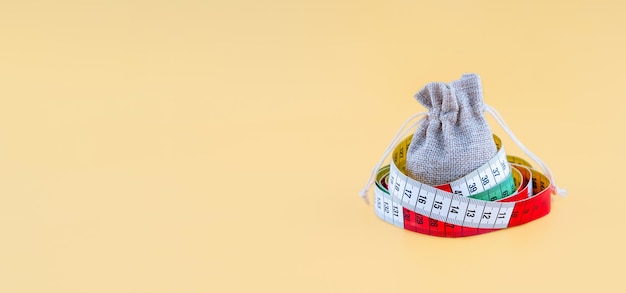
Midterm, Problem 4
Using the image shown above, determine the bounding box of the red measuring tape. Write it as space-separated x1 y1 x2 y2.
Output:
371 134 555 237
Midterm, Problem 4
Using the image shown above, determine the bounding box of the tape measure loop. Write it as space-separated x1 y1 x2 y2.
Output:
370 132 556 237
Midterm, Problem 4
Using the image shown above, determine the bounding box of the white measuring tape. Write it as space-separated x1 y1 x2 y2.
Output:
361 105 566 237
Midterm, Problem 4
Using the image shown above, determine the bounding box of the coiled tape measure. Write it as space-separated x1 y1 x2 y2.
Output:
362 106 566 237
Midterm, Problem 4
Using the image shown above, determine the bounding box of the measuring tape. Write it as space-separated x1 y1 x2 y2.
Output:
372 134 553 237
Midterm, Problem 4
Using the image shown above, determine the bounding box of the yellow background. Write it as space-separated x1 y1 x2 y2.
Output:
1 0 624 292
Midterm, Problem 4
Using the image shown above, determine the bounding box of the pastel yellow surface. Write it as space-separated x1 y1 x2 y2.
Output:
1 1 624 292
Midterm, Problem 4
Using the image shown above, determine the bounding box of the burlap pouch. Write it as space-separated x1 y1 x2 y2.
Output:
405 73 497 186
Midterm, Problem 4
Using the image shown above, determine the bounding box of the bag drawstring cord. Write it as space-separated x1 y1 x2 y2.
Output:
485 105 567 196
359 112 427 204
